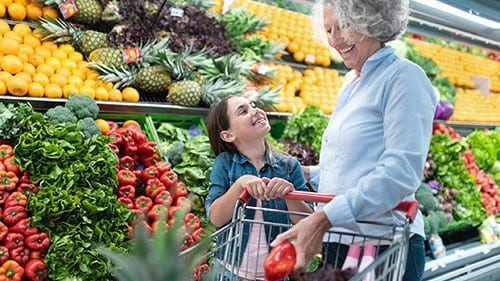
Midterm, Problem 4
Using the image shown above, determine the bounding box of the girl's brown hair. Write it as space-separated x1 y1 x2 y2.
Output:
206 96 239 156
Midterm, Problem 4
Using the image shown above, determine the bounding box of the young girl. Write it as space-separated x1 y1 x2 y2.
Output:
205 96 313 280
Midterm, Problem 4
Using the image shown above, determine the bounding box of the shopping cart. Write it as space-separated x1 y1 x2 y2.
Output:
180 190 418 281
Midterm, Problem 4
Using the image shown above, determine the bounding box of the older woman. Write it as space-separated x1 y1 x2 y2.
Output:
271 1 436 280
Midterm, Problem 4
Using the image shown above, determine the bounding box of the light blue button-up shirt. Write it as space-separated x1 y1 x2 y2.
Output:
310 46 436 238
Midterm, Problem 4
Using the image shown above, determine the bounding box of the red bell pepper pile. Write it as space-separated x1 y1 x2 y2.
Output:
106 121 210 280
462 150 500 215
0 143 49 281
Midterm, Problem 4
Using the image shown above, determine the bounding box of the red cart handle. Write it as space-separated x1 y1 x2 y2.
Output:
238 189 418 223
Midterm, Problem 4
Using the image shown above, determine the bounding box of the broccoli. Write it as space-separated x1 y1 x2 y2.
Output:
165 141 185 166
416 182 440 215
77 117 102 139
65 94 99 119
44 106 78 125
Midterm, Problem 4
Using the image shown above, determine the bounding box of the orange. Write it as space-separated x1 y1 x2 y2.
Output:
14 71 32 83
3 30 22 43
1 55 23 74
68 52 83 63
0 71 12 82
6 76 28 96
95 119 110 134
61 59 77 70
12 23 31 37
32 72 49 86
28 82 44 97
62 84 78 98
36 63 55 77
108 88 122 101
67 75 83 87
45 57 61 69
79 85 95 99
25 3 42 21
41 40 57 50
52 48 68 60
23 34 41 48
49 73 68 87
86 70 99 81
7 2 26 20
0 0 12 7
121 87 140 102
0 37 20 55
122 120 141 129
56 67 71 77
292 51 305 62
0 80 6 95
44 83 62 98
34 46 52 59
19 44 34 56
41 6 58 19
28 54 44 67
17 52 28 63
0 20 10 35
95 86 109 100
58 43 74 54
0 3 5 17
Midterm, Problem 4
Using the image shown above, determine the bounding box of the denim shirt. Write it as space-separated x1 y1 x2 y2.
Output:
206 150 310 267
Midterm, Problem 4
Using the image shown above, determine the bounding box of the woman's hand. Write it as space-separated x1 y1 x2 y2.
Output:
262 177 294 199
270 210 331 272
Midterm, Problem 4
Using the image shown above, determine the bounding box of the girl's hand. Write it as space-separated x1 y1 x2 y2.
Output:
237 175 267 199
262 177 294 199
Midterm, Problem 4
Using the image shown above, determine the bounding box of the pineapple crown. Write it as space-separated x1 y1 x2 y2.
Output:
201 79 246 106
198 54 255 84
154 46 210 81
35 17 83 45
88 62 138 89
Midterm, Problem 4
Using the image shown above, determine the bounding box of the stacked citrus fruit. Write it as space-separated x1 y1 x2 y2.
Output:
0 0 58 21
234 0 333 67
407 38 500 93
0 19 140 102
450 88 500 123
270 63 344 114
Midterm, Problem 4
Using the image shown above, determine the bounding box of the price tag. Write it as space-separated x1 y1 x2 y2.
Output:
58 0 78 19
123 48 141 64
252 63 269 75
170 7 184 17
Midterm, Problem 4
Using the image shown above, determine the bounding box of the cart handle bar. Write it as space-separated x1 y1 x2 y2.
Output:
238 190 418 223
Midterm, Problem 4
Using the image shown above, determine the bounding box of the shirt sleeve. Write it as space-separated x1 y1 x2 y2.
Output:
309 165 320 192
205 155 230 219
323 62 437 227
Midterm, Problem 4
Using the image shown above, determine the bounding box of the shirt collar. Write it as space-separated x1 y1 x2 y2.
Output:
359 46 394 76
231 149 273 166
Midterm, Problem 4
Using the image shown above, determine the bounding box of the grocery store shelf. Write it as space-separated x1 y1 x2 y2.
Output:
423 240 500 281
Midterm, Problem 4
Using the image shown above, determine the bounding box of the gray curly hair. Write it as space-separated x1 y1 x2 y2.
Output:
313 0 410 43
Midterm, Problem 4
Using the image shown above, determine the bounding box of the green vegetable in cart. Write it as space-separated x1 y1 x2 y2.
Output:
64 94 99 119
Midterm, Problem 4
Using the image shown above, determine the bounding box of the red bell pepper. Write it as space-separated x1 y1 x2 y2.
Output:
0 246 9 265
145 178 165 199
138 141 157 159
9 218 38 237
151 220 169 234
0 190 8 206
175 196 191 213
5 192 28 209
109 143 120 155
123 140 138 158
182 232 195 250
117 197 134 209
25 232 50 252
0 260 24 281
0 162 4 172
184 213 200 233
160 170 178 189
154 161 171 175
142 166 159 182
154 190 173 207
196 263 210 280
9 247 29 265
132 170 143 187
0 222 7 242
16 182 38 195
192 227 208 243
134 195 153 213
0 144 13 162
118 156 135 171
131 130 147 146
5 232 24 249
117 185 135 199
141 153 161 167
30 251 41 260
107 131 124 148
3 206 28 226
18 170 30 184
107 120 119 133
168 205 182 219
264 241 297 281
147 204 168 222
0 171 19 192
24 259 48 281
3 157 20 177
173 181 188 200
117 169 137 186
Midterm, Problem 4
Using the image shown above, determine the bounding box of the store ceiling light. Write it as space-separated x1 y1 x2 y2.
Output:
411 0 500 30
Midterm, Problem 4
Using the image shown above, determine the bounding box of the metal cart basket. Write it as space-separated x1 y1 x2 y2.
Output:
180 190 418 281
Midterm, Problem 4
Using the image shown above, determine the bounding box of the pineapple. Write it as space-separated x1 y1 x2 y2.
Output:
36 17 108 56
133 66 172 95
168 80 202 106
72 0 104 25
97 217 212 281
88 48 124 68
